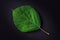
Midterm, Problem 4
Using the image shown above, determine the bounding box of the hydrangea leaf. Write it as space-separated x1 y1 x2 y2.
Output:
12 5 41 32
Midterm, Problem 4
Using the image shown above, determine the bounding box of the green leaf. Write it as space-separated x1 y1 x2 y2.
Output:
12 5 41 32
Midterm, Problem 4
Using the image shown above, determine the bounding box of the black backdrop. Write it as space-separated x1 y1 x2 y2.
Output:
0 0 58 40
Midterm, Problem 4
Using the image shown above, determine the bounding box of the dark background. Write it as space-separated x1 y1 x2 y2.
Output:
0 0 59 40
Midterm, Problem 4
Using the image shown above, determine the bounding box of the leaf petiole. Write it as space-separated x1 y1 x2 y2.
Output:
40 28 50 35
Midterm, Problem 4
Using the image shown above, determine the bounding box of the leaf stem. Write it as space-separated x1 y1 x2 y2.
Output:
40 28 50 35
